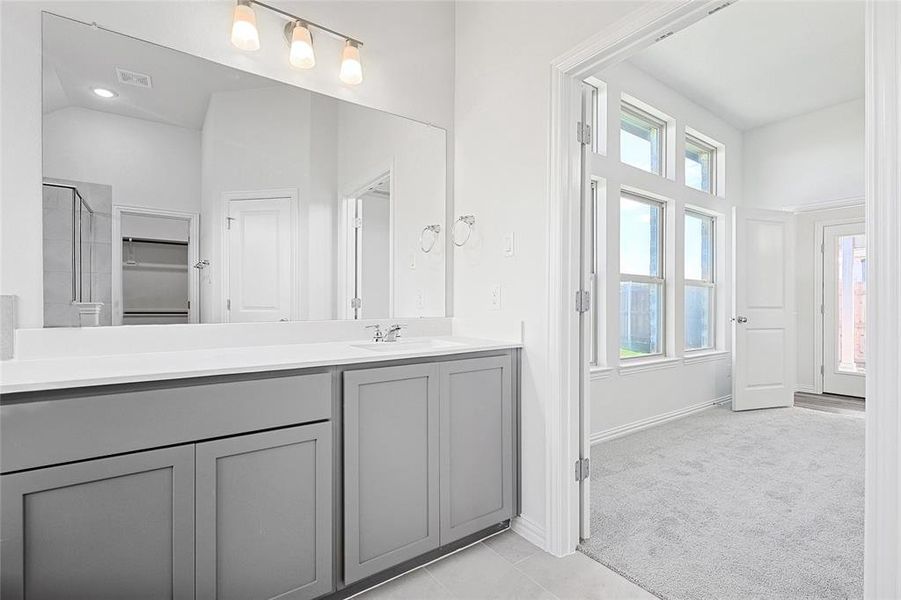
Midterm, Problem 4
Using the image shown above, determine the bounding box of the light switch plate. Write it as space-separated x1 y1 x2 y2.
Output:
503 232 515 257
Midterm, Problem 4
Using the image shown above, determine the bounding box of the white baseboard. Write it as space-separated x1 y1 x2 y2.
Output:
795 384 817 394
590 395 732 445
511 515 546 550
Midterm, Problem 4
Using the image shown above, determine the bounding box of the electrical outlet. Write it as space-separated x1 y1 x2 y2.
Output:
416 292 424 309
503 232 515 257
489 285 501 310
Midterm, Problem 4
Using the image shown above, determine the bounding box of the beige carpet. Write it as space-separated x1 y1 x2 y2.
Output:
579 406 864 600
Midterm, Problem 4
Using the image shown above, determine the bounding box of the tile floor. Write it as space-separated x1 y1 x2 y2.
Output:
353 530 657 600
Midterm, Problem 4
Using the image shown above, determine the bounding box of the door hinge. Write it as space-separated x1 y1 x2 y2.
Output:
577 122 592 146
575 457 590 482
353 217 363 229
820 242 825 254
351 297 362 309
226 299 231 310
575 290 591 313
226 217 236 230
820 304 825 315
187 300 191 309
820 364 825 375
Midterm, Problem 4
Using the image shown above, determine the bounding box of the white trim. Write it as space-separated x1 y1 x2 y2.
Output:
510 515 546 550
220 188 300 323
865 1 901 595
111 205 200 325
589 366 614 381
683 349 730 365
617 356 681 375
782 196 865 214
547 0 723 557
590 395 731 445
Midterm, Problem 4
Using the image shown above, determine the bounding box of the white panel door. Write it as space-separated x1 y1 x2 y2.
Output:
227 196 295 322
823 222 866 397
733 207 795 411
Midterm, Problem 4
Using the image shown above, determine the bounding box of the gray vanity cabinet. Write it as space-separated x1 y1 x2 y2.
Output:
439 355 514 544
195 423 333 600
0 445 195 600
343 363 441 584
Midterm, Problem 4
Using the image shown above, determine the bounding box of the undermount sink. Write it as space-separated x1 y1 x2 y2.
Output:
350 339 464 353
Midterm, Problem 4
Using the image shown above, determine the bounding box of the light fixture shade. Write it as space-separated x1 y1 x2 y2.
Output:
339 41 363 85
289 22 315 69
231 2 260 51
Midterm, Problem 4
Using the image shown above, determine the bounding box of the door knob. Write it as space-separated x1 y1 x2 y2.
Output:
733 316 748 324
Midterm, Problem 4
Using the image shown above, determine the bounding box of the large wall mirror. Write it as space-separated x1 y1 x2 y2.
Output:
41 13 447 327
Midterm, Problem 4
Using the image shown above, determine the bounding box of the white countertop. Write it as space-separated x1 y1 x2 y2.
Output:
0 336 521 394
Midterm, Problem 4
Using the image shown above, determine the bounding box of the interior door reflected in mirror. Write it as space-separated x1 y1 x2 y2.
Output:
40 13 446 327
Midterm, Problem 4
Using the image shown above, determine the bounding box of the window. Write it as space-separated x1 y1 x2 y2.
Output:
621 102 665 175
685 134 716 193
684 211 715 350
620 193 664 358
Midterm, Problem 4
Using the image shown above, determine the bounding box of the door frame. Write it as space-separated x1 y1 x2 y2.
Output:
337 169 395 320
814 212 865 395
111 205 200 325
220 188 300 323
547 2 901 595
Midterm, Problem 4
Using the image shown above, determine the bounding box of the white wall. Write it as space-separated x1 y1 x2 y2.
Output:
43 107 201 213
454 0 650 547
587 61 740 437
794 204 865 393
743 98 865 209
337 102 447 319
1 0 455 328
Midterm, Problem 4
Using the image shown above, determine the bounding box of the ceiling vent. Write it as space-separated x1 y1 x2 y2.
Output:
116 67 152 89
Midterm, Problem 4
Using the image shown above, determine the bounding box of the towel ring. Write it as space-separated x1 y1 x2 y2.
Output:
453 215 476 247
419 224 441 253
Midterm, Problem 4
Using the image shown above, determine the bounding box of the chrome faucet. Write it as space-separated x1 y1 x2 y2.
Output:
383 323 407 342
366 324 383 342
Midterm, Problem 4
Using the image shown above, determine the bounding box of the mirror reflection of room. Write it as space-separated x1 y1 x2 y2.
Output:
41 13 446 327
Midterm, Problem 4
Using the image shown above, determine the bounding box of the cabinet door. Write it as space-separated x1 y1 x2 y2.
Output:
0 446 194 600
344 364 440 584
440 355 514 544
195 423 333 600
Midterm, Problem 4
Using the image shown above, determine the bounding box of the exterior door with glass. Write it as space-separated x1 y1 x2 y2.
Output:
823 222 866 397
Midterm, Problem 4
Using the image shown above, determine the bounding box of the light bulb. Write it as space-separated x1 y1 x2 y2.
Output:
339 40 363 85
230 1 260 51
289 22 315 69
92 87 118 99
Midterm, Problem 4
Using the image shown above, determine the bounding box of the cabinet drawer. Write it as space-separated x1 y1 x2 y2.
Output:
1 371 331 473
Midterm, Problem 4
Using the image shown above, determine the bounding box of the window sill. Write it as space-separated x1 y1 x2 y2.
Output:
683 350 730 365
589 366 614 381
618 356 681 376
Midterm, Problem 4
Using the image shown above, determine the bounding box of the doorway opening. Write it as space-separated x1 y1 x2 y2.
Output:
341 172 394 320
112 206 199 325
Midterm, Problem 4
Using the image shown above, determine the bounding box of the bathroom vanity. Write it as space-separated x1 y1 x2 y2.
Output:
0 338 520 600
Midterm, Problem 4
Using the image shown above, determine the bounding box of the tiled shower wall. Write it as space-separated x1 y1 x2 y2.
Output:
42 178 112 327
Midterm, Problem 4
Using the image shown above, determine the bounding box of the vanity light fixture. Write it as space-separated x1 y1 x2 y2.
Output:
287 21 315 69
92 87 118 99
229 0 363 84
230 0 260 51
339 41 363 85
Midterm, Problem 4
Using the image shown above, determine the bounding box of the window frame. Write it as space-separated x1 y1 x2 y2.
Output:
619 191 666 360
620 101 667 177
684 133 717 194
683 209 716 352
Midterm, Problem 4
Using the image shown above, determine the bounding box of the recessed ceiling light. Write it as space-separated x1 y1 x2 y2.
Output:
92 87 118 99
